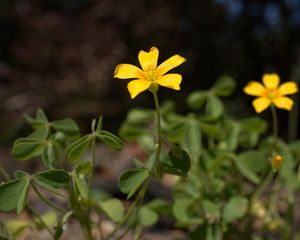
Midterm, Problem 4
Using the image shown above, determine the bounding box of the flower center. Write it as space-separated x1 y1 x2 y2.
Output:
145 69 158 81
264 88 279 100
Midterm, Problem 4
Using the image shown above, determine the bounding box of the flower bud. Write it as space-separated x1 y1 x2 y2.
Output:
271 154 283 171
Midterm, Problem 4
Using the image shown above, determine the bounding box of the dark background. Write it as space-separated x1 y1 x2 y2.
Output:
1 0 300 145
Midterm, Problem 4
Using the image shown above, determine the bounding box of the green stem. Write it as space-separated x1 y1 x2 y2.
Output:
269 178 281 218
81 223 93 240
152 91 162 179
27 203 54 237
32 183 66 213
107 90 162 239
106 180 149 240
270 105 278 147
251 171 274 205
0 161 10 181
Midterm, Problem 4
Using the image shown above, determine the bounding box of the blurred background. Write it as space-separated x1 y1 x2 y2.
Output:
1 0 300 147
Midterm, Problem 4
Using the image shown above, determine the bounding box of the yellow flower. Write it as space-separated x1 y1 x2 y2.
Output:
114 47 186 99
244 73 298 113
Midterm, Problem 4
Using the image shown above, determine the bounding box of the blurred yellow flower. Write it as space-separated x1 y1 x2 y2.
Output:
244 73 298 113
114 47 186 99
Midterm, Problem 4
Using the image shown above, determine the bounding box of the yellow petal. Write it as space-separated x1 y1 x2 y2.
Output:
157 55 186 76
138 47 159 71
273 96 294 110
252 97 271 113
243 81 265 96
114 64 144 79
278 82 298 95
155 74 182 90
127 79 151 99
262 73 280 89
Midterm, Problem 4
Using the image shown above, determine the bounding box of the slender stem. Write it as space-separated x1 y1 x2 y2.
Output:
32 183 66 213
106 180 149 240
270 105 278 143
152 91 162 178
0 161 10 181
251 171 274 205
81 223 93 240
27 203 54 237
107 91 162 239
269 178 281 218
91 136 96 168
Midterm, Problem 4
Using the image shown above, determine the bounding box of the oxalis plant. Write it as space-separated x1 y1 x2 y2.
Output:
0 47 300 240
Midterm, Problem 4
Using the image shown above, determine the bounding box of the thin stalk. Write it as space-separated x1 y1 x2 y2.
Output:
270 105 278 146
251 171 274 205
81 223 93 240
106 180 149 240
91 136 97 168
27 203 54 237
0 161 10 181
107 91 162 239
152 91 162 178
32 183 66 213
84 135 97 240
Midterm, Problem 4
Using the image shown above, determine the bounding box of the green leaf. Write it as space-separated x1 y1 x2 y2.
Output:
96 130 123 151
173 198 202 225
162 146 190 176
72 173 89 200
202 200 221 223
67 135 93 162
183 119 201 159
137 135 154 153
24 108 48 129
54 211 73 240
75 160 93 176
96 116 103 132
118 168 149 199
51 118 80 138
0 177 30 213
119 123 147 141
42 143 56 168
36 108 48 122
12 138 46 161
14 170 28 179
206 94 224 118
223 196 248 222
145 199 171 215
17 177 30 214
236 151 268 184
34 212 57 229
212 75 236 97
0 221 10 240
27 128 49 140
126 108 154 124
5 219 31 238
226 121 240 151
33 169 70 192
99 198 125 222
199 121 222 138
138 206 159 226
187 91 208 110
166 121 187 142
240 117 267 134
